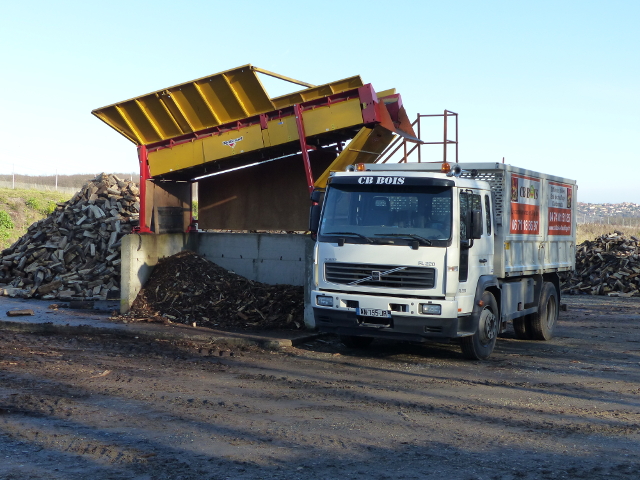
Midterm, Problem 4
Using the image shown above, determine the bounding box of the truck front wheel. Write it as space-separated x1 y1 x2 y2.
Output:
460 291 498 360
529 282 558 341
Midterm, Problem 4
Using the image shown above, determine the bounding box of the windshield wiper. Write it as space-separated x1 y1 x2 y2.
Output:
374 233 432 246
324 231 374 243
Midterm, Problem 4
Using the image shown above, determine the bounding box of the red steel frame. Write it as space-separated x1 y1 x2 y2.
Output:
135 145 152 234
294 103 315 195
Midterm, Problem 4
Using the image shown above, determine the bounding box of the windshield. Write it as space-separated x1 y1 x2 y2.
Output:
319 183 452 246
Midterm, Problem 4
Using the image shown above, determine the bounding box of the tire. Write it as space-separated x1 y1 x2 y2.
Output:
339 335 374 348
460 291 499 360
513 316 532 340
529 282 559 341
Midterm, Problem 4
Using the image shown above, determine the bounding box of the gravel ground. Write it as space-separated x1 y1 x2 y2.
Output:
0 296 639 479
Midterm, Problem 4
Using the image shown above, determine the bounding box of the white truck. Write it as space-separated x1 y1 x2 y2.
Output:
310 162 576 359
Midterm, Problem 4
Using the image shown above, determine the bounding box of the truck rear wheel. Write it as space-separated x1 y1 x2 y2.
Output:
529 282 558 341
339 335 374 348
460 291 498 360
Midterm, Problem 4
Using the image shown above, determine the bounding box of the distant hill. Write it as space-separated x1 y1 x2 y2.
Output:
577 202 640 224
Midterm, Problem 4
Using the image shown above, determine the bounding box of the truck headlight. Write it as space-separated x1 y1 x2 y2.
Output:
316 295 333 307
419 303 441 315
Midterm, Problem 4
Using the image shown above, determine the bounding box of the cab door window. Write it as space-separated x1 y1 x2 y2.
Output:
485 194 492 236
459 191 483 281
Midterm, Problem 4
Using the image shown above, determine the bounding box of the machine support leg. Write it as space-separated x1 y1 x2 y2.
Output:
136 145 152 234
294 104 315 194
186 181 198 232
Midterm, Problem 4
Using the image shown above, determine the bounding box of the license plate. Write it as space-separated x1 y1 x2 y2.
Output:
357 308 390 318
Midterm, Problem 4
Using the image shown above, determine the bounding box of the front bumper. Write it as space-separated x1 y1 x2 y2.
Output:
312 291 474 342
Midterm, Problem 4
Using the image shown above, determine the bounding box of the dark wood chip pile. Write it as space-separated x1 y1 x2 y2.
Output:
128 250 304 330
562 231 640 297
0 173 139 300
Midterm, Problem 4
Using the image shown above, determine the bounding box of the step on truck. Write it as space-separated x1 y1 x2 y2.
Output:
310 162 576 359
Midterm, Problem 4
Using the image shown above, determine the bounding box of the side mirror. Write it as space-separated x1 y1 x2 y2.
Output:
470 209 483 239
309 204 321 234
310 189 324 203
309 189 325 235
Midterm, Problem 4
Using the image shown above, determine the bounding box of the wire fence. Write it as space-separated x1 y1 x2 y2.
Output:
0 172 138 196
0 180 78 195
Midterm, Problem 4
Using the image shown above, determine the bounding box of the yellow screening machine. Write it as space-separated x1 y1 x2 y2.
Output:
92 65 419 232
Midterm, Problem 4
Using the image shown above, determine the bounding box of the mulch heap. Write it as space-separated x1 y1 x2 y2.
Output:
562 231 640 297
128 250 304 330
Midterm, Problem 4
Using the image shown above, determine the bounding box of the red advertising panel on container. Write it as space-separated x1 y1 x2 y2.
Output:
510 174 541 234
548 181 573 235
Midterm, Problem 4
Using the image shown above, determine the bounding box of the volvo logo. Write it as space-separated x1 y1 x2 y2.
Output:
348 266 407 285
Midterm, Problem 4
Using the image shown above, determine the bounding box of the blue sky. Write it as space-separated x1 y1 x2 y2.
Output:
0 0 637 203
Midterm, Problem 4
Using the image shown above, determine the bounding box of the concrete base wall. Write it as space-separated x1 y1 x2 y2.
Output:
120 233 192 316
121 233 315 329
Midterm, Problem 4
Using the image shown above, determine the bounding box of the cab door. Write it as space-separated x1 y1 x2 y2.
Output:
458 190 494 313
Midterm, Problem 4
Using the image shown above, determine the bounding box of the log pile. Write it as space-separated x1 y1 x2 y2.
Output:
126 250 304 330
562 231 640 297
0 173 139 300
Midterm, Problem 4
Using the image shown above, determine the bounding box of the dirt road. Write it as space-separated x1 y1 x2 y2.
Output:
1 296 639 479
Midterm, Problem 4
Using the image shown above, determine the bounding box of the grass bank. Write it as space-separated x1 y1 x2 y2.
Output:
576 223 639 245
0 188 72 250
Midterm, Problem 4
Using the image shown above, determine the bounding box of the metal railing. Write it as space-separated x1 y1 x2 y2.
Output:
378 110 458 164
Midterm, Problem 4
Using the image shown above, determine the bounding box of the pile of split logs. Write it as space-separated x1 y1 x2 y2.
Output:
0 173 140 300
126 250 304 330
562 231 640 297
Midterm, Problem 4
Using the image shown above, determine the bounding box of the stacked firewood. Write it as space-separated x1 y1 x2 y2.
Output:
127 250 304 330
0 173 139 300
562 231 640 297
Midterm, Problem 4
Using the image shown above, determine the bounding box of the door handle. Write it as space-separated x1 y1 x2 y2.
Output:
479 259 487 263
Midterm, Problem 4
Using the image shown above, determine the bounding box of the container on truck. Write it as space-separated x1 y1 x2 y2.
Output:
310 161 576 359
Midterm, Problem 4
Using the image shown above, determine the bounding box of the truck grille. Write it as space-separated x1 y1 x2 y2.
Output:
325 263 435 289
